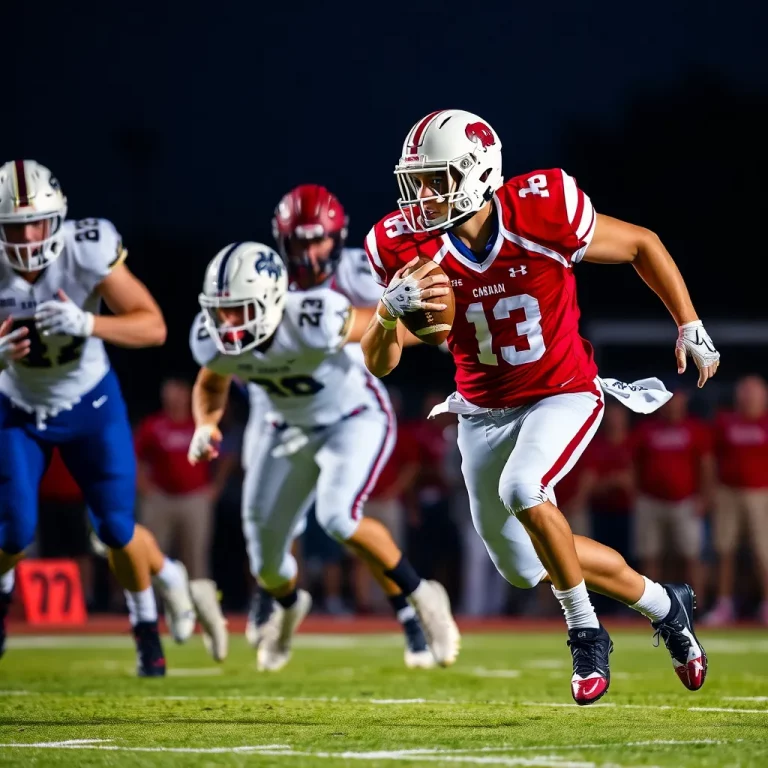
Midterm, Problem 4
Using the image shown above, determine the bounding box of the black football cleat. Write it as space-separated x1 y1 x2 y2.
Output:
132 620 166 677
652 583 707 691
567 624 613 705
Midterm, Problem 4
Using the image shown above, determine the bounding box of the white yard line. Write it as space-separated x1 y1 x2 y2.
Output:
471 668 521 678
0 738 749 766
2 689 766 715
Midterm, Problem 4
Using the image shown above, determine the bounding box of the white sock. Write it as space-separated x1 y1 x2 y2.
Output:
630 576 672 623
552 580 599 630
0 570 15 595
154 558 186 591
124 587 158 626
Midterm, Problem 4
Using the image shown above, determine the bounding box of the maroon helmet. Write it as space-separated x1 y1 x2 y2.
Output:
271 184 349 289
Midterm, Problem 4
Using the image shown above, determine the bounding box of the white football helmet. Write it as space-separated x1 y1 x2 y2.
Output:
395 109 503 233
0 159 68 271
199 242 288 354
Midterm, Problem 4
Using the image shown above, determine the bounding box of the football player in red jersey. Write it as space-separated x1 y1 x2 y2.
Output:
361 109 720 705
242 185 447 670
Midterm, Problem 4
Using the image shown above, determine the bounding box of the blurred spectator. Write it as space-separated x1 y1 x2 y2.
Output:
37 449 95 606
404 390 462 604
134 378 234 581
630 390 713 600
585 403 634 613
352 388 420 614
707 375 768 625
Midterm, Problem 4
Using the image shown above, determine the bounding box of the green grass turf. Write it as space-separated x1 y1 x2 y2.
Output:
0 629 766 766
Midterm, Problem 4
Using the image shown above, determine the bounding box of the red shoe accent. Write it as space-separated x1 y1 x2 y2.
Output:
571 675 609 705
676 654 707 691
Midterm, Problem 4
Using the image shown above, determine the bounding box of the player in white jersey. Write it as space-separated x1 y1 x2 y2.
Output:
188 241 459 671
242 185 434 668
0 160 224 673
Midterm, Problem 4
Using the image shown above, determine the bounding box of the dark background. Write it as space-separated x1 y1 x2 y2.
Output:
6 1 768 418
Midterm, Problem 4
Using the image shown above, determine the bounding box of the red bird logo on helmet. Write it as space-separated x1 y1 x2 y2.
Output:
465 122 496 149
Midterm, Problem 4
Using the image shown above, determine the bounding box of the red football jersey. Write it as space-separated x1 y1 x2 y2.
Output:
365 168 598 408
631 417 713 501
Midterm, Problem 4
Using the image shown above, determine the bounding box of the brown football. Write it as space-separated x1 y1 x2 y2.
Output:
398 257 455 345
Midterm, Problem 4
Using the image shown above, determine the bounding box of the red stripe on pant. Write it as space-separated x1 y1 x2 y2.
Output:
540 386 604 489
349 379 395 521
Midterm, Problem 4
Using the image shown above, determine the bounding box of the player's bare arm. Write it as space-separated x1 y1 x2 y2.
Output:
361 257 449 377
93 264 167 347
36 264 166 348
188 366 232 464
583 214 720 388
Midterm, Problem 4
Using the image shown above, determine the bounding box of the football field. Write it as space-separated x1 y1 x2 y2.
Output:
0 628 766 767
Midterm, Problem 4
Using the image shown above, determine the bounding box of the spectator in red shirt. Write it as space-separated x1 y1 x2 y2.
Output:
706 375 768 625
135 378 234 582
589 404 634 537
630 390 714 602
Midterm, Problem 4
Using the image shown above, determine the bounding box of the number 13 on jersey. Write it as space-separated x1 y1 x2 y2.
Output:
465 294 545 367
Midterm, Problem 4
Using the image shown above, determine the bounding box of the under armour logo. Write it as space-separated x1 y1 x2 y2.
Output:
509 265 527 278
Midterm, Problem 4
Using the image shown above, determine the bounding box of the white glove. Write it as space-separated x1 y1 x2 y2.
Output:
380 272 426 318
675 320 720 387
35 290 94 338
188 424 221 464
0 325 29 365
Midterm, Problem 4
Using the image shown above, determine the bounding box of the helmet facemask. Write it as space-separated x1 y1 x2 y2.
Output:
0 210 67 272
199 294 277 355
279 224 345 290
395 154 495 234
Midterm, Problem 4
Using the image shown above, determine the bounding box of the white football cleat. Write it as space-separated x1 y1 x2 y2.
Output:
404 648 436 669
154 561 196 643
190 579 229 662
408 580 460 667
256 590 312 672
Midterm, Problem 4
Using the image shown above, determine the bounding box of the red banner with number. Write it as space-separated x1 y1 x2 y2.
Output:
16 560 87 625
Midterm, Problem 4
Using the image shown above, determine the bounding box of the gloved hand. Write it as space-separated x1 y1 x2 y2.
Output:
35 290 94 337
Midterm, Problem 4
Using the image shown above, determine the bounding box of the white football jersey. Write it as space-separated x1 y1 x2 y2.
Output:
244 247 383 446
0 218 126 413
330 247 383 307
191 287 381 428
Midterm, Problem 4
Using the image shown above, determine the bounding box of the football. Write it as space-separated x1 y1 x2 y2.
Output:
398 257 455 345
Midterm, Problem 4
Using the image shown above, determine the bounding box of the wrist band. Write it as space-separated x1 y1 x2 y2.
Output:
376 313 397 331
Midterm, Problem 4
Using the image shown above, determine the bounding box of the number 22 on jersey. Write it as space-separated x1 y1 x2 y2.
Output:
465 294 545 367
